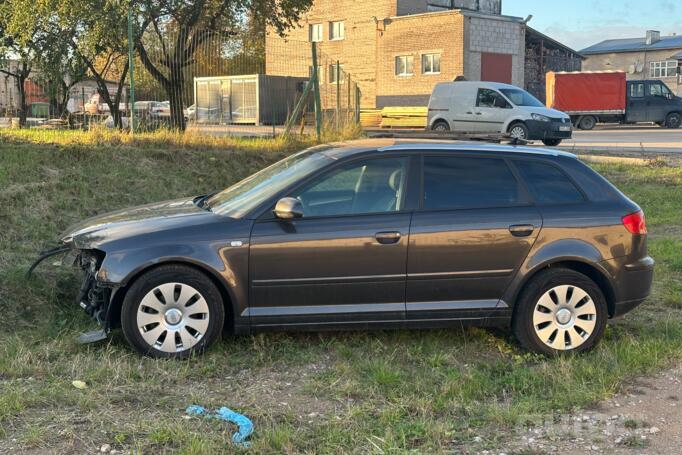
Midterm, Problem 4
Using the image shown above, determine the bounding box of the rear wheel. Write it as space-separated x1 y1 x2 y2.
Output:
512 268 608 355
432 120 450 132
508 122 529 140
542 138 562 147
578 116 596 130
665 112 681 129
121 265 225 358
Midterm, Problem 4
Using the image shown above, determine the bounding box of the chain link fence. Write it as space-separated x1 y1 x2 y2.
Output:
0 29 362 137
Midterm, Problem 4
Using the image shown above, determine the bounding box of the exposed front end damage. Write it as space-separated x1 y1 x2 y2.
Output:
29 246 116 344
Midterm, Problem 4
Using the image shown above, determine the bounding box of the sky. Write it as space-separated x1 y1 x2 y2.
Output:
503 0 682 51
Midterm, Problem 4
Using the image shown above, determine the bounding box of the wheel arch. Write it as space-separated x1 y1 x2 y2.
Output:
106 259 237 333
509 259 617 319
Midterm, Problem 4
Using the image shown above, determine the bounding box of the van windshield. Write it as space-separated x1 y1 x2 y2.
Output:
499 89 545 107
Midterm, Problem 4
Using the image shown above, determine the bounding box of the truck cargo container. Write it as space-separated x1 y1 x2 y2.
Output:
546 71 682 130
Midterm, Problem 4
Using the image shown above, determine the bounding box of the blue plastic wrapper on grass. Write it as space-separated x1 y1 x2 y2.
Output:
186 405 254 448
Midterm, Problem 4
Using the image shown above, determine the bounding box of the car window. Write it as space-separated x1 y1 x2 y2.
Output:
293 158 409 217
630 83 645 98
422 156 523 210
649 82 671 97
476 89 511 109
514 160 584 205
498 88 545 107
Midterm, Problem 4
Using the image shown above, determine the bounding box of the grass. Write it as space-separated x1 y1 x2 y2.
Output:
1 129 682 453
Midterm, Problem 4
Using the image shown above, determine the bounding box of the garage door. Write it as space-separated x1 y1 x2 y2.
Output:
481 53 513 84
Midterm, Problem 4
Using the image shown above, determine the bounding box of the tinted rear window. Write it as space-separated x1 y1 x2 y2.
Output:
514 160 584 205
423 156 523 209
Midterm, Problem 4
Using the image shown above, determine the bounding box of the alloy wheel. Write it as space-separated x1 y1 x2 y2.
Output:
532 285 597 351
136 282 210 353
509 125 527 139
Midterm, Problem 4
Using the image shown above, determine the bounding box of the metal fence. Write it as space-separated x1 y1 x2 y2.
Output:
0 28 362 138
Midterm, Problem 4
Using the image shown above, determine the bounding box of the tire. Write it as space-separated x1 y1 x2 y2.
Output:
512 268 608 356
508 122 529 140
578 116 596 130
665 113 681 129
121 264 225 359
542 139 562 147
432 120 450 132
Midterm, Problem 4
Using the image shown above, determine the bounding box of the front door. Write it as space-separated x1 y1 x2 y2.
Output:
406 154 542 320
646 81 673 123
472 88 513 133
249 156 414 327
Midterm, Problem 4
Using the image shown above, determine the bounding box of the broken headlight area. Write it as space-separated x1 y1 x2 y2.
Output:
75 250 111 324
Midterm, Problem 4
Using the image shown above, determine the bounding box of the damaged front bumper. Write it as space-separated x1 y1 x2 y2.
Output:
29 246 116 344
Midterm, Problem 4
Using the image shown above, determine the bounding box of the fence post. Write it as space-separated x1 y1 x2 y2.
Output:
311 42 322 140
347 75 351 124
355 86 361 124
127 7 136 134
336 60 340 131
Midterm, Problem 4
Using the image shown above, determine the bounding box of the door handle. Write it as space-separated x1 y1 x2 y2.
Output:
509 224 535 237
375 231 402 245
466 111 474 114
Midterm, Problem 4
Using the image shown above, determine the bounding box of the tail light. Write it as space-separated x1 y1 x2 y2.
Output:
622 211 647 235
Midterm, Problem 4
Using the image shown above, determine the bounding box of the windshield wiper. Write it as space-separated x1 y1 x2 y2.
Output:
193 192 217 211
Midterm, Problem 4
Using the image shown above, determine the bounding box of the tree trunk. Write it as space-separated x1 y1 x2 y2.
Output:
17 76 27 128
167 76 186 131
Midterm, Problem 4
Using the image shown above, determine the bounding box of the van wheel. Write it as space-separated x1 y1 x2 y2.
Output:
665 113 681 129
578 116 596 130
432 120 450 132
508 122 528 140
512 268 608 356
542 139 562 147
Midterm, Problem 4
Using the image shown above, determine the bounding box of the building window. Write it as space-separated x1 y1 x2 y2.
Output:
329 21 345 41
650 60 678 78
309 24 323 43
329 64 345 84
395 55 414 76
422 53 441 74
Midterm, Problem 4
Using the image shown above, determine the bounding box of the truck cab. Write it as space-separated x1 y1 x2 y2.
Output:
626 80 682 128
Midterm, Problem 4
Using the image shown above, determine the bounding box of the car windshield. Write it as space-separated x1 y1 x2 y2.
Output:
499 88 545 107
206 147 335 218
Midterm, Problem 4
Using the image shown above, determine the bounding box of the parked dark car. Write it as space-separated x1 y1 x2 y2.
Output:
38 140 654 358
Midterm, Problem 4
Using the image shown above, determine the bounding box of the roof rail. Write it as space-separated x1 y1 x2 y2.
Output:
367 131 531 146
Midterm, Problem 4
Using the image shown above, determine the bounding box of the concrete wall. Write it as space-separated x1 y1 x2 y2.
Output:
583 49 682 95
397 0 502 16
463 14 525 86
376 11 465 107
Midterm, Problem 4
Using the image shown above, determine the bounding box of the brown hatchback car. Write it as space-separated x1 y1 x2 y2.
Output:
33 140 654 358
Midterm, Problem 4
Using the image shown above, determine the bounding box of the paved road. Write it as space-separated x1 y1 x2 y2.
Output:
556 125 682 153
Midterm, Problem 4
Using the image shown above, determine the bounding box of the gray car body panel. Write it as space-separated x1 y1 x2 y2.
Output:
56 140 654 334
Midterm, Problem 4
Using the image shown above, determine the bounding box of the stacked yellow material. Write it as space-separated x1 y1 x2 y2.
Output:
360 109 382 128
380 106 428 128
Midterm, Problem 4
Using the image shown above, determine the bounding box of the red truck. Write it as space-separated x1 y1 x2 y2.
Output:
546 71 682 130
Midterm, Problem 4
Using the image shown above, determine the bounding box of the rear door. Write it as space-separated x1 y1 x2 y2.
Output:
406 154 542 321
626 81 647 123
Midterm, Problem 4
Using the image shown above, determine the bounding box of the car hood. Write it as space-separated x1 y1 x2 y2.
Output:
61 197 215 249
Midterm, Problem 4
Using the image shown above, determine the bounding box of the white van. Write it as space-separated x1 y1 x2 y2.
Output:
427 81 572 146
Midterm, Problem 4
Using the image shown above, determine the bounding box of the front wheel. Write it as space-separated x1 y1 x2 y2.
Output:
121 265 225 358
512 268 608 355
665 113 681 129
542 138 562 147
508 122 529 140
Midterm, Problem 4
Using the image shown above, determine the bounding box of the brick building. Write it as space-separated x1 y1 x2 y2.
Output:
266 0 529 108
581 31 682 96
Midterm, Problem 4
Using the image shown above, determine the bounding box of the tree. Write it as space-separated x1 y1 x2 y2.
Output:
133 0 314 131
20 0 132 128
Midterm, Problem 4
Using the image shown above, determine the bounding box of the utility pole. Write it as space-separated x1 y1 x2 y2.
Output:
127 7 136 133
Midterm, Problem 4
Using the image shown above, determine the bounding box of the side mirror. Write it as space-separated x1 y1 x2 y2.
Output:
274 197 303 220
